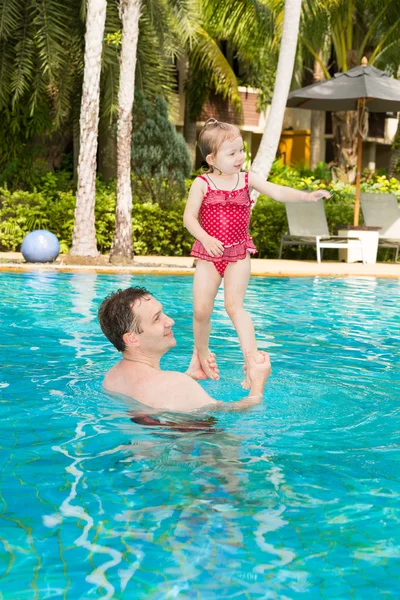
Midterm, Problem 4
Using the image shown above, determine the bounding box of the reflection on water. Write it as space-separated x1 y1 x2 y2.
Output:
0 272 399 599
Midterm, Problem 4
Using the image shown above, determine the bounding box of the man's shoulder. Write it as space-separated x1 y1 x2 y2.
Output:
152 369 200 391
102 370 114 390
161 369 193 381
102 361 126 392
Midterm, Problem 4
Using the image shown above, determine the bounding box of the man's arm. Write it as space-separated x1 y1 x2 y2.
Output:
162 351 271 413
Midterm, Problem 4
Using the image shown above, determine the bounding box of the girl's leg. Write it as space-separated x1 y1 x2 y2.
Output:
223 254 259 388
193 259 222 379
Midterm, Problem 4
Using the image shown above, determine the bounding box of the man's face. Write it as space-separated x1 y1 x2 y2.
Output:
132 295 176 354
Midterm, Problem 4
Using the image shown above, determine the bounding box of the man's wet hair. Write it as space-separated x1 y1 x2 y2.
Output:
98 286 151 352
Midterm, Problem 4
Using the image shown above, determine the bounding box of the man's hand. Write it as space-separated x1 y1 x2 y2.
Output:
305 189 331 203
200 234 224 257
245 350 272 392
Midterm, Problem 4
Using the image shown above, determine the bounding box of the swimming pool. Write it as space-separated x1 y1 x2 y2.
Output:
1 271 399 599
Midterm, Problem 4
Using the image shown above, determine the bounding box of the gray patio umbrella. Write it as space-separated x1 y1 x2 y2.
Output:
287 59 400 225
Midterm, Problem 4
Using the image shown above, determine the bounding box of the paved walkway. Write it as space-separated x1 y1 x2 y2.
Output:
1 252 399 278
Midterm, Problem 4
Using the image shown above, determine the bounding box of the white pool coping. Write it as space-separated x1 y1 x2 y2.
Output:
0 252 399 278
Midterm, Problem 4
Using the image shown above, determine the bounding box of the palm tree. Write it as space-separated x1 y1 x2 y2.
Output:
250 0 303 185
109 0 186 260
70 0 107 257
109 0 142 262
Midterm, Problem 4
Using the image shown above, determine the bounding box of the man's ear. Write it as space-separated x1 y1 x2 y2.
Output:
122 331 140 348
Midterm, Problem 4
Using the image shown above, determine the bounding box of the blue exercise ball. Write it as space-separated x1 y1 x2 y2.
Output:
21 230 60 263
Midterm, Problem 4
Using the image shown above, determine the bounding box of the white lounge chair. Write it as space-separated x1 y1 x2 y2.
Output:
279 199 365 263
360 192 400 261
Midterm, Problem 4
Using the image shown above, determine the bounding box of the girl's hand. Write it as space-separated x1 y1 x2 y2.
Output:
201 234 224 257
305 190 331 202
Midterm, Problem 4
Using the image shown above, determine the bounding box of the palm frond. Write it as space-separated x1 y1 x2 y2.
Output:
31 0 72 88
10 11 35 107
190 26 241 105
135 9 176 103
167 0 200 48
54 32 83 126
202 0 275 53
0 0 25 40
0 39 15 108
100 0 121 121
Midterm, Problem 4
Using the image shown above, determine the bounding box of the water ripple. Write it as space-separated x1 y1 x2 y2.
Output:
0 273 399 599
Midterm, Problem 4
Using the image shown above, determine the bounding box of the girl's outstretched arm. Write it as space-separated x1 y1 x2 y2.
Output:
249 172 331 203
184 178 224 257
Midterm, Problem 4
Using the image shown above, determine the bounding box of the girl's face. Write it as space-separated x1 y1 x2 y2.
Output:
207 136 245 175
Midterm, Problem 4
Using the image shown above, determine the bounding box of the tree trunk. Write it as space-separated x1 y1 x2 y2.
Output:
72 115 80 182
330 51 364 182
310 52 327 169
310 110 325 169
184 85 197 170
98 119 117 181
250 0 302 193
110 0 142 261
331 110 358 182
70 0 107 257
389 118 400 178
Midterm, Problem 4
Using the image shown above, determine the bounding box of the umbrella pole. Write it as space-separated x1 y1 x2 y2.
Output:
354 98 365 226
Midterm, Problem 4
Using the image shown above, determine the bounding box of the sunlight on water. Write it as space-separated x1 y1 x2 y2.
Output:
0 272 399 599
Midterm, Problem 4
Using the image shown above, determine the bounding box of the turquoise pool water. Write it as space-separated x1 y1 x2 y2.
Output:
1 272 399 599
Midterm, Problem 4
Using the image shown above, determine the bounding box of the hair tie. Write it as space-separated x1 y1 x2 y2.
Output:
205 117 218 127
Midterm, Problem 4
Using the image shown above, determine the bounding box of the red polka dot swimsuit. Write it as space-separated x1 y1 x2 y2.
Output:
190 172 257 276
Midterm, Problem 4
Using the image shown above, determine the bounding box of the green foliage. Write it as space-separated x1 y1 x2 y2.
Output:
1 166 399 260
243 47 278 111
250 197 287 258
132 203 192 256
0 174 192 255
360 174 400 196
131 94 192 205
0 185 75 252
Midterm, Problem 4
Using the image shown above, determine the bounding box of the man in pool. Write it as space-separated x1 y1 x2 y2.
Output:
98 286 271 413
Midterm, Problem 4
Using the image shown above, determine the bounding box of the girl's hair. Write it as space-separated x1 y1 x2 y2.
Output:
198 118 241 172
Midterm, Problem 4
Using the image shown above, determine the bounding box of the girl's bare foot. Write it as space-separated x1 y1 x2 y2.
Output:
198 350 220 381
186 349 219 380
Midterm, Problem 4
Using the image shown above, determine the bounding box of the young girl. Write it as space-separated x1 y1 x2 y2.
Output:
184 118 330 386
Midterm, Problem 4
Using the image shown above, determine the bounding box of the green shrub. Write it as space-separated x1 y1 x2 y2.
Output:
131 94 192 206
251 197 287 258
132 203 192 256
0 182 192 255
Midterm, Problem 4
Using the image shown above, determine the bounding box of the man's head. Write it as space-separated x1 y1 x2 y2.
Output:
98 286 175 354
